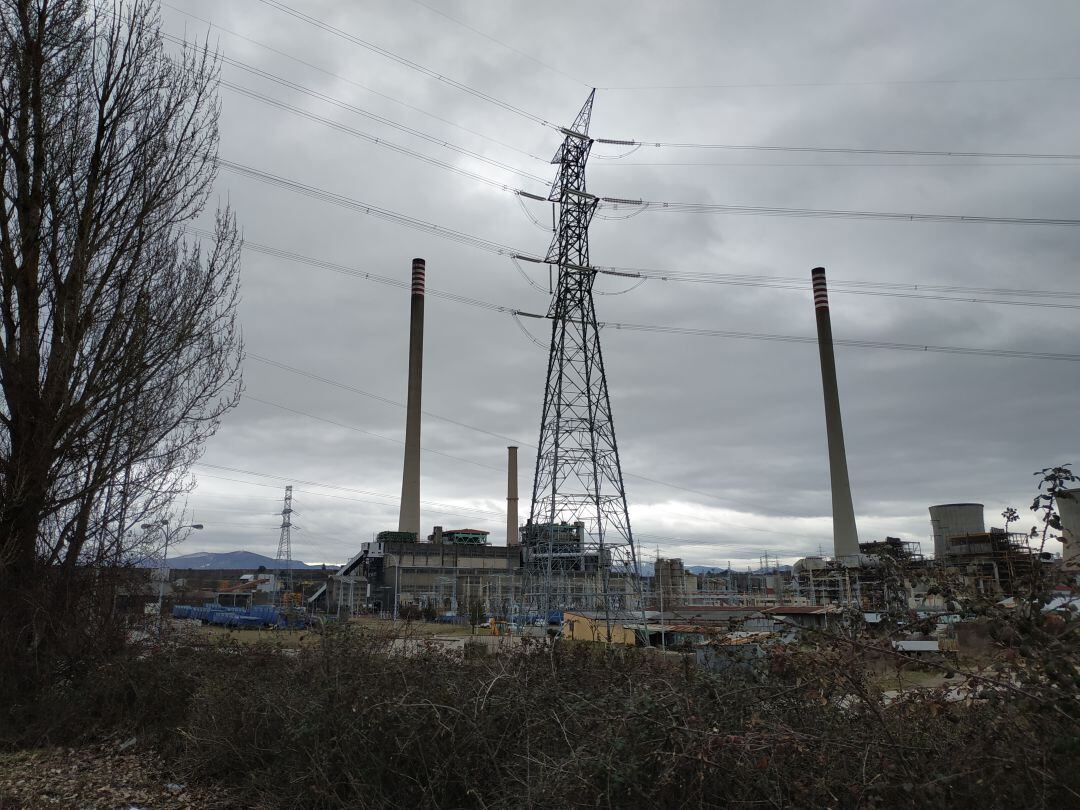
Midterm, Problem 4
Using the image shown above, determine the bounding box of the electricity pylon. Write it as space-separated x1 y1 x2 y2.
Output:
275 485 294 599
523 91 644 635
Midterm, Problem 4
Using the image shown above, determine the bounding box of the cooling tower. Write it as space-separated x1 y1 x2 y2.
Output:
928 503 985 559
1057 488 1080 571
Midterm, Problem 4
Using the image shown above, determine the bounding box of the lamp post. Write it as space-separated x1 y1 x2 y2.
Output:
142 518 203 627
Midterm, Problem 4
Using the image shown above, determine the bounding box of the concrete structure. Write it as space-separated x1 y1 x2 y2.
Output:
507 446 519 546
810 267 860 559
1058 488 1080 572
929 503 985 559
398 258 426 536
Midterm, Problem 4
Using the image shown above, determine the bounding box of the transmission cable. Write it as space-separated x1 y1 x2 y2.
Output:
405 0 591 88
253 0 559 130
598 196 1080 227
197 462 504 519
216 159 527 256
217 81 545 194
244 394 504 473
243 354 811 518
161 2 549 163
196 470 503 524
165 33 549 188
192 224 1080 312
579 318 1080 363
593 138 1080 162
597 76 1080 91
591 160 1080 169
590 264 1080 309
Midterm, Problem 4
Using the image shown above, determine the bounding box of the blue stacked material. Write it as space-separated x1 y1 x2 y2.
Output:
547 611 564 625
171 602 309 630
249 605 279 626
209 611 239 627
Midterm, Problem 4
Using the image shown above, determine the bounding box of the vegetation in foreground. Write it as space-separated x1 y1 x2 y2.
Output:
2 602 1078 810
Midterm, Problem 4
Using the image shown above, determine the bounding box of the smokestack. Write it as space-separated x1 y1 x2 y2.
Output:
398 258 425 536
507 446 519 546
811 267 860 559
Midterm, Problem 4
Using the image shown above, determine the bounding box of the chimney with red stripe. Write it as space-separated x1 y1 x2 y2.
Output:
812 267 860 560
398 258 425 536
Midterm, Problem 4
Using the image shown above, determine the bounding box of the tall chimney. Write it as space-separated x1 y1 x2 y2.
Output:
811 267 860 559
398 258 425 536
507 446 519 546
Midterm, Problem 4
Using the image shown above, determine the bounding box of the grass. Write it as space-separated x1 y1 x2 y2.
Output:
181 624 318 648
179 615 482 648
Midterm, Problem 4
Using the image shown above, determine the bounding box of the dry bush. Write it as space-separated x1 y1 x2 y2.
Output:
173 624 1078 809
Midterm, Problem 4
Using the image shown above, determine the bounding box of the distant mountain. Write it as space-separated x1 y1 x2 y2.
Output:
137 550 328 570
687 565 793 574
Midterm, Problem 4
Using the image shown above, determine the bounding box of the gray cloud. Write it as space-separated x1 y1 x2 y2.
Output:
162 0 1079 568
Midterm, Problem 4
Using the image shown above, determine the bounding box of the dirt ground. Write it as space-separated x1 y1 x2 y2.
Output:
0 741 235 810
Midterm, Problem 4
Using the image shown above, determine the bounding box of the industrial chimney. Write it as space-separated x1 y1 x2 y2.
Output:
398 258 425 537
507 446 519 546
811 267 860 560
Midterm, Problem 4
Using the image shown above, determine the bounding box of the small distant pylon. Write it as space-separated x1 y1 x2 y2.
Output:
276 485 294 600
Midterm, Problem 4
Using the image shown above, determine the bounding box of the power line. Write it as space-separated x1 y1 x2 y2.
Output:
161 2 548 162
197 471 503 526
164 35 552 185
593 138 1080 162
243 354 806 518
585 318 1080 363
216 159 526 255
405 0 591 88
587 264 1080 309
196 463 504 520
216 226 1080 310
217 80 547 193
216 156 1080 271
247 353 527 448
253 0 559 130
245 394 505 473
186 227 521 312
591 160 1080 169
597 76 1080 91
598 196 1080 227
165 33 550 185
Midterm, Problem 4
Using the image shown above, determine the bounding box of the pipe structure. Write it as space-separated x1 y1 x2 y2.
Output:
398 258 425 536
507 446 519 546
811 267 860 559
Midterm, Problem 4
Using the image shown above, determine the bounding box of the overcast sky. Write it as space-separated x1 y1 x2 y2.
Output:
160 0 1080 568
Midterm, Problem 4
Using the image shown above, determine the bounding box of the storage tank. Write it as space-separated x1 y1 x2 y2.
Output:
1058 488 1080 572
929 503 985 559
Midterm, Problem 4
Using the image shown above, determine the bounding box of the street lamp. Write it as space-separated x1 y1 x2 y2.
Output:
142 518 203 625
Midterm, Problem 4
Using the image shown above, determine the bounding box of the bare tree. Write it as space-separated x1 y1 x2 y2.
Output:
0 0 241 684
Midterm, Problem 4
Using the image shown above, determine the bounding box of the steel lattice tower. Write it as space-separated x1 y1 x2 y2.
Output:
275 485 294 596
524 91 644 627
